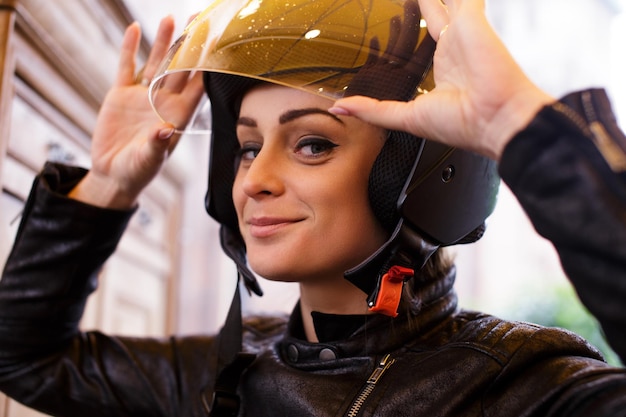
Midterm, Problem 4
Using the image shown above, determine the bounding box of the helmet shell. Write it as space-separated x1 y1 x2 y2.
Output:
149 0 435 131
148 0 500 295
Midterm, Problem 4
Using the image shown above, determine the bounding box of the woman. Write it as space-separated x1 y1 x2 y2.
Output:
0 0 625 416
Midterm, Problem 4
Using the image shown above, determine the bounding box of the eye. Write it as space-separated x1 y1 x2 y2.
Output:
295 137 338 159
236 142 261 165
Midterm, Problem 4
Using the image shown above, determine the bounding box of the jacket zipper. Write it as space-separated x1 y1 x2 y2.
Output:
346 354 395 417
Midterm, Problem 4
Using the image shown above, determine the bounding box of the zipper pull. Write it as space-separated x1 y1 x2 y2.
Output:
367 354 396 384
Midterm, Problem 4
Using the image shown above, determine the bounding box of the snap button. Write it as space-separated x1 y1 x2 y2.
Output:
319 348 337 361
287 344 299 362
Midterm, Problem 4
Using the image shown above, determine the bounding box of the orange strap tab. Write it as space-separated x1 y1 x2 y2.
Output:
368 265 415 317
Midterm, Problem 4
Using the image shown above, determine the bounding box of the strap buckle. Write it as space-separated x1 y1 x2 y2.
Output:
367 265 414 317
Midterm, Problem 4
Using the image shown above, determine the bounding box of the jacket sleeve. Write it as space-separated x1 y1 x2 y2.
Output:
499 88 626 364
0 163 217 417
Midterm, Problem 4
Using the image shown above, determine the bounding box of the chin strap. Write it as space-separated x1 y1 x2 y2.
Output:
367 265 415 317
220 226 264 297
203 276 257 417
202 226 268 416
345 219 439 318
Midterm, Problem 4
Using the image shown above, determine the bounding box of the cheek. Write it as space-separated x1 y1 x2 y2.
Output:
315 165 374 226
232 173 245 219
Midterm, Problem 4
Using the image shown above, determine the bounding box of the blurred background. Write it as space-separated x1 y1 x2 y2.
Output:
0 0 624 414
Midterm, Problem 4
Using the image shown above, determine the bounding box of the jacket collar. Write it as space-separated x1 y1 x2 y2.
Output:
279 265 458 365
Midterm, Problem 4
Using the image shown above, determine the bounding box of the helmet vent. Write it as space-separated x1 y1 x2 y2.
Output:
368 131 423 233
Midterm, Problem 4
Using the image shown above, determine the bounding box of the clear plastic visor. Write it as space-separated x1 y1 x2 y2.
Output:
149 0 432 134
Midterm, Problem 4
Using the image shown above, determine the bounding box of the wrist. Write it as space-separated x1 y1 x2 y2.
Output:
485 85 555 161
68 171 139 210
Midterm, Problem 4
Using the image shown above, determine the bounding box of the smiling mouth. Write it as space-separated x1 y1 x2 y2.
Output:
247 217 303 238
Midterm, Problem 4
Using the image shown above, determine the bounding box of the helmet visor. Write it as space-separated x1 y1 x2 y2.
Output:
149 0 435 134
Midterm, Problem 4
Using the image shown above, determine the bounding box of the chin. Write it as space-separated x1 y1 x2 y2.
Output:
246 259 300 283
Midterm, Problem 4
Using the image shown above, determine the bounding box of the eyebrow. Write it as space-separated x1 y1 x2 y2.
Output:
236 108 344 128
236 117 257 127
279 108 344 125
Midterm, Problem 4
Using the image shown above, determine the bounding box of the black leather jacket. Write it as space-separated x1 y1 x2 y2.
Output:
1 89 625 416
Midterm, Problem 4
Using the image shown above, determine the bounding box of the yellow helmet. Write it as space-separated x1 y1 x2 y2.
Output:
149 0 434 132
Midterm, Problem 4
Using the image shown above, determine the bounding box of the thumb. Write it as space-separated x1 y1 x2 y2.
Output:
143 123 176 164
157 123 176 141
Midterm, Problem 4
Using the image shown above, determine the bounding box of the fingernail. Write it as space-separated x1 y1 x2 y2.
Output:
328 106 350 116
159 126 175 140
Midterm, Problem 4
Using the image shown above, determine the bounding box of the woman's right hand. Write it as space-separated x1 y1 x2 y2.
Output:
69 15 204 209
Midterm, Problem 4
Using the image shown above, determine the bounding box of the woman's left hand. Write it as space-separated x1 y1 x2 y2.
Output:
330 0 554 161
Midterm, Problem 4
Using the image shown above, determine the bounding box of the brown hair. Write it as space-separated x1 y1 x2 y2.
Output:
399 248 455 318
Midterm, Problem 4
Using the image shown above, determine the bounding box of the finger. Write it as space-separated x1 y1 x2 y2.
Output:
151 13 199 88
417 0 448 40
158 67 204 95
329 96 420 135
159 72 206 131
460 0 487 16
443 0 482 14
174 72 206 125
155 123 184 158
145 122 177 164
185 12 200 26
162 125 182 156
140 16 176 82
182 72 207 106
157 71 192 94
116 22 142 86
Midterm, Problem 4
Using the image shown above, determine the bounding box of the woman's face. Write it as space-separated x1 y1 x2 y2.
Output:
232 84 388 283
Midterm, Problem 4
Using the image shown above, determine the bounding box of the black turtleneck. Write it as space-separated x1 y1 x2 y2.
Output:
310 311 376 343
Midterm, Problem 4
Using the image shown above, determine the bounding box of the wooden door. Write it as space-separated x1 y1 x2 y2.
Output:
0 1 184 415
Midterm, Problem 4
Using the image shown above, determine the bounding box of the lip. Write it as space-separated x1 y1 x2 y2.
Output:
246 216 304 238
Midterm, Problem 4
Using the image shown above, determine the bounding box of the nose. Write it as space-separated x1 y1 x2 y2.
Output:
240 145 286 198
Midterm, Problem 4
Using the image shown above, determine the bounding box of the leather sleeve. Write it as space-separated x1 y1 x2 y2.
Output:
0 163 217 416
499 88 626 365
0 162 134 359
